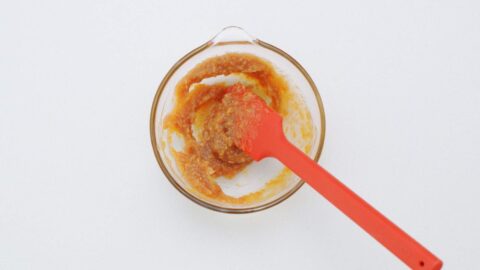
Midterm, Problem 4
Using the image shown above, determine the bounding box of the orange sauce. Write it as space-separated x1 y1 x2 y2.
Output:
164 53 311 204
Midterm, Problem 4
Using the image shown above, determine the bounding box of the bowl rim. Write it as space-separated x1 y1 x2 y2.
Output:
149 39 326 214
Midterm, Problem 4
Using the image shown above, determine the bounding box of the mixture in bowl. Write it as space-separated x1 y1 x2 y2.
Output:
163 53 314 204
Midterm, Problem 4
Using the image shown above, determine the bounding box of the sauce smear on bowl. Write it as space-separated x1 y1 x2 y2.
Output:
164 53 312 204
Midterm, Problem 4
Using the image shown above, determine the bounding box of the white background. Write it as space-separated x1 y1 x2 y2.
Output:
1 0 479 269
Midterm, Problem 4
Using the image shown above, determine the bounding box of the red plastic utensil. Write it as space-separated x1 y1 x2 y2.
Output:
226 84 443 270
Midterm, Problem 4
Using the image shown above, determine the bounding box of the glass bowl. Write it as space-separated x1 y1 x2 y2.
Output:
150 26 326 213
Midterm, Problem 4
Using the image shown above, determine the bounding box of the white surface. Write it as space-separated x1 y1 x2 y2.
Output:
1 0 479 269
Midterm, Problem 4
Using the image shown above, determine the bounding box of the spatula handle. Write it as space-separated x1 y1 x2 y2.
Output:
270 135 442 270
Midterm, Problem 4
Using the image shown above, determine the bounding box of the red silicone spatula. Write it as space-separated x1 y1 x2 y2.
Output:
225 84 442 270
